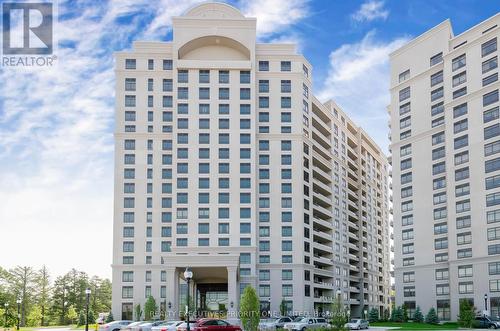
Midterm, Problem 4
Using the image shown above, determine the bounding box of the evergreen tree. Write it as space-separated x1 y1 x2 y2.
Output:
6 266 37 327
413 306 424 323
458 300 475 328
382 309 390 322
36 266 51 326
67 306 78 325
425 308 439 324
78 311 86 326
239 286 260 331
88 309 95 325
402 304 408 322
279 299 287 317
106 312 114 323
391 306 404 322
144 296 158 320
368 308 379 323
26 305 43 327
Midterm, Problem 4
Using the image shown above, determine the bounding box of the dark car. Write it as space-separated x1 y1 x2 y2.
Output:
474 316 500 329
188 319 242 331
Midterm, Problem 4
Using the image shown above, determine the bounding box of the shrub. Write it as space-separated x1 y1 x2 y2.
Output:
391 306 404 323
239 286 260 331
413 306 424 323
458 300 475 328
368 308 379 323
105 312 114 323
425 308 439 324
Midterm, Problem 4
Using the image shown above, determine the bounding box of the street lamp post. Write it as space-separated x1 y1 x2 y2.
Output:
484 294 488 315
4 303 9 328
184 268 193 331
16 298 21 330
85 288 91 331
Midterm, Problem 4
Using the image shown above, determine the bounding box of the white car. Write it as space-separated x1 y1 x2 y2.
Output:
344 319 369 330
259 317 293 330
134 321 166 331
283 317 329 331
175 322 196 331
99 321 133 331
151 321 184 331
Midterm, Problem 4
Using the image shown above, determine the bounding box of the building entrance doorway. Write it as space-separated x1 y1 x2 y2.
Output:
197 283 228 317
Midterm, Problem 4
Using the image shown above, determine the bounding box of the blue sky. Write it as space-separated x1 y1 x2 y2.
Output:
0 0 498 279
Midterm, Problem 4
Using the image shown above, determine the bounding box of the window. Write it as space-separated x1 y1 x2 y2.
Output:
488 226 500 241
484 73 498 87
400 102 411 115
484 90 499 107
163 59 172 70
485 123 500 140
431 102 444 116
485 141 500 157
482 38 497 57
431 87 444 101
487 192 500 207
452 71 467 87
433 162 445 175
124 95 136 107
281 61 291 71
437 300 450 321
457 216 471 229
431 71 443 86
199 70 210 83
490 262 500 275
432 131 445 145
452 54 466 71
454 119 468 134
435 268 449 280
399 87 410 102
240 71 250 84
402 243 414 254
457 231 472 245
259 80 269 93
259 61 269 71
430 52 443 66
454 135 468 149
218 70 229 83
484 106 499 124
453 87 467 99
435 238 448 250
453 103 468 118
455 167 469 181
281 97 291 108
433 146 446 160
434 223 447 235
458 282 473 294
455 183 470 197
281 80 291 93
489 244 500 255
486 157 500 173
399 69 410 82
178 70 188 83
483 56 498 74
219 88 229 100
457 248 472 259
436 284 450 296
125 59 136 69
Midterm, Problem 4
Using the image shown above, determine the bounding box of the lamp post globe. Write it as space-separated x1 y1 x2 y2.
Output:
85 288 91 331
184 268 193 331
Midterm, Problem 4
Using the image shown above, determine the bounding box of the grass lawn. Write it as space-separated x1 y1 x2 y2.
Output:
370 322 460 330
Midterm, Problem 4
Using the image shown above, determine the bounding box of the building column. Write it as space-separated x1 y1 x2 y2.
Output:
166 267 179 320
227 266 238 318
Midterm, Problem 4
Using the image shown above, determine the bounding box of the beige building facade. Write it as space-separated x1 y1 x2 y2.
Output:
390 14 500 321
112 2 391 320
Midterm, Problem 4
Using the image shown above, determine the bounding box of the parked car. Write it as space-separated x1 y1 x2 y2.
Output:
474 316 500 329
176 321 197 331
283 317 329 331
123 322 150 331
135 321 167 331
100 321 133 331
344 319 369 330
178 319 241 331
152 321 184 331
259 317 293 330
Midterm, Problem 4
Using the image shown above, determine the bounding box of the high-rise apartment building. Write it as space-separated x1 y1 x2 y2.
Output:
391 14 500 321
112 2 391 320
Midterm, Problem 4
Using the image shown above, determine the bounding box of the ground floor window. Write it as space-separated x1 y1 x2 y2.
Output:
122 302 133 320
437 299 450 321
491 297 500 318
403 301 416 319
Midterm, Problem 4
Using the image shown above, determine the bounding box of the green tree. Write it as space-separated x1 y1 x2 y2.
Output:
6 266 37 327
402 304 408 322
78 311 86 326
134 304 142 321
88 309 95 325
50 274 70 324
26 305 43 327
279 299 287 317
382 308 390 322
391 306 403 323
144 296 158 320
425 308 439 324
67 306 78 325
239 286 260 331
413 306 424 323
368 308 379 323
106 312 114 323
458 300 475 328
35 266 51 326
330 294 348 331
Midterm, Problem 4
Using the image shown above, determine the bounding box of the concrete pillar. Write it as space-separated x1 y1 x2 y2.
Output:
227 266 238 318
166 267 179 320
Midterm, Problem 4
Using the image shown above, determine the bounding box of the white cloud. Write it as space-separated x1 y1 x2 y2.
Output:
318 31 410 152
239 0 310 37
0 0 312 279
351 0 389 23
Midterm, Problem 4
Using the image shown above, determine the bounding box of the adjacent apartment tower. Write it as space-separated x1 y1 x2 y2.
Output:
112 2 391 320
391 14 500 321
